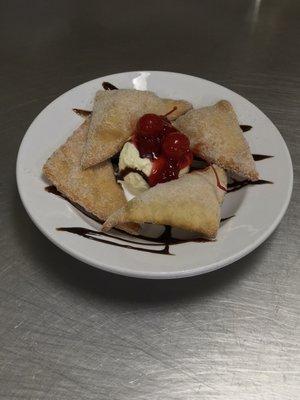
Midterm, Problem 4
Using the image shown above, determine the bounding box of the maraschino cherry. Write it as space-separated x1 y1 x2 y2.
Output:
133 110 193 186
135 114 165 158
162 132 190 159
137 114 165 135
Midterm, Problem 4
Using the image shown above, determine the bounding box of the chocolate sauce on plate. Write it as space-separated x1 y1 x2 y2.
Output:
56 225 214 255
45 185 103 224
46 186 216 255
252 154 273 161
102 82 118 90
73 108 92 117
57 227 170 255
117 167 149 182
240 124 252 132
72 81 118 118
220 216 234 223
227 179 273 193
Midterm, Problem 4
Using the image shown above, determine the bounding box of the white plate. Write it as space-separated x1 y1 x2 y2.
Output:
16 71 293 279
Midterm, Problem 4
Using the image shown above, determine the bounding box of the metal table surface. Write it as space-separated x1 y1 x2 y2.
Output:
0 1 299 399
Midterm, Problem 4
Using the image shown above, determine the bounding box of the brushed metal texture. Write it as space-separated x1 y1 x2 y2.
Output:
0 0 299 399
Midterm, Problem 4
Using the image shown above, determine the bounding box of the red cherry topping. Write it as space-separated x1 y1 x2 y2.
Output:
161 118 178 135
162 132 190 160
179 148 193 169
134 113 193 186
148 157 181 187
135 133 163 159
137 114 165 135
161 159 181 182
148 157 167 186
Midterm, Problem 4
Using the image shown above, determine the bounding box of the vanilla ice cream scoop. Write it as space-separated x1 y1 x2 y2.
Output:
118 142 190 195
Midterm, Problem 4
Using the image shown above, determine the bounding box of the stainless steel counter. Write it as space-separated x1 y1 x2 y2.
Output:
0 1 299 398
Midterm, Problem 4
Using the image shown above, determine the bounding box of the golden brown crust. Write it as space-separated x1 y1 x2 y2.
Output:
81 89 192 168
43 119 139 235
192 165 227 204
103 171 225 238
174 100 259 181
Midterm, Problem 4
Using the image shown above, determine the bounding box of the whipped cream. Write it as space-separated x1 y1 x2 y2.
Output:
118 141 190 195
119 142 152 176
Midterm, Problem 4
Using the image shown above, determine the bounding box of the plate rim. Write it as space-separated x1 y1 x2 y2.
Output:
16 70 294 279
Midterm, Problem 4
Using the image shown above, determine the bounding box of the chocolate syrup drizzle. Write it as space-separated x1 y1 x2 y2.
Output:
48 82 272 254
102 82 118 90
240 124 252 132
252 154 273 161
45 184 234 255
227 179 272 193
46 185 216 255
57 226 171 255
117 167 149 182
73 108 91 118
72 82 117 118
45 185 104 223
56 224 217 255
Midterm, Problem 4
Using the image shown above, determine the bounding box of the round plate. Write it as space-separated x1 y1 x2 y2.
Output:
16 71 293 279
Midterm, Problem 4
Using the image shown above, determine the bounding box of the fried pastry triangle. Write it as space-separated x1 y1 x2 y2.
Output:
174 100 258 181
103 168 227 238
81 89 192 168
193 165 227 204
43 119 139 235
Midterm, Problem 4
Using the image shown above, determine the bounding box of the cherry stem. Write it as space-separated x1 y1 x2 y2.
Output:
163 106 177 118
210 165 227 192
192 148 227 192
